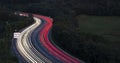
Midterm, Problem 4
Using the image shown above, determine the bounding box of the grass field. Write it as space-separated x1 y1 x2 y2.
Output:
76 15 120 42
52 15 120 63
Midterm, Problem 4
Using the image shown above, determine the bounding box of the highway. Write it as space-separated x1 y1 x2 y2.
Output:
16 17 52 63
34 14 81 63
12 12 83 63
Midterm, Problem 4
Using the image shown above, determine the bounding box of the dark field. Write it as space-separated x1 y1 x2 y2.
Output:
52 15 120 63
77 15 120 42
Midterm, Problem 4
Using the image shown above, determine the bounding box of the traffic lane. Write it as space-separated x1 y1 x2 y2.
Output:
34 14 74 63
31 18 63 63
28 17 53 63
16 17 44 63
37 15 80 63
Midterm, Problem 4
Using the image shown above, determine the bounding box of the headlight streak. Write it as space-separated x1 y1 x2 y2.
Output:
16 17 52 63
13 13 84 63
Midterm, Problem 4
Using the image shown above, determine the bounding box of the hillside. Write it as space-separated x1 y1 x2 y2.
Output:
52 15 120 63
1 0 120 16
0 6 33 63
0 0 120 63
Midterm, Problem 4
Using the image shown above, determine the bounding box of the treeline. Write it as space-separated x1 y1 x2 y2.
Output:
1 0 120 16
0 6 34 63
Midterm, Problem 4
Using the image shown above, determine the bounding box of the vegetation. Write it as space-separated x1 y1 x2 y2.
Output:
0 0 120 63
52 15 120 63
76 15 120 42
0 6 33 63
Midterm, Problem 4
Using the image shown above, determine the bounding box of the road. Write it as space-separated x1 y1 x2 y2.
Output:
12 12 83 63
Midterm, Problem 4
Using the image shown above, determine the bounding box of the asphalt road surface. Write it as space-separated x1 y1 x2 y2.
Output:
12 12 84 63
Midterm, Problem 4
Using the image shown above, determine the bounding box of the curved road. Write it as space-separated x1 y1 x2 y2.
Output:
12 12 83 63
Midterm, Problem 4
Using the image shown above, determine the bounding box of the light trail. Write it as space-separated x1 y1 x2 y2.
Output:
16 16 52 63
13 12 84 63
